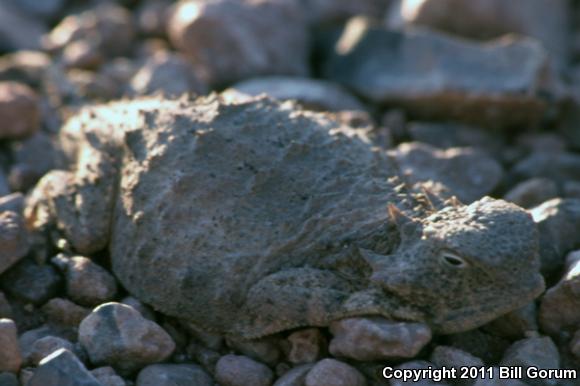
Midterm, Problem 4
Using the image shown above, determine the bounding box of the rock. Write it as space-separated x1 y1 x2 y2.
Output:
390 0 570 63
429 346 483 386
130 52 207 96
0 51 51 88
391 142 503 203
539 257 580 335
329 317 431 361
215 354 274 386
41 298 91 329
27 349 102 386
504 178 559 209
185 341 220 374
305 358 366 386
446 329 511 365
273 364 313 386
224 76 364 112
324 19 550 129
8 132 56 192
168 0 309 87
120 297 156 321
44 3 135 59
79 302 175 373
0 372 18 386
0 2 46 51
52 255 118 307
285 328 325 364
226 336 280 366
27 335 75 366
136 364 213 386
1 259 61 305
389 360 451 386
512 152 580 183
62 40 104 70
0 81 40 140
500 336 560 386
136 0 173 37
530 199 580 279
0 194 23 213
0 319 21 373
483 303 538 340
0 210 29 276
91 367 126 386
472 367 529 386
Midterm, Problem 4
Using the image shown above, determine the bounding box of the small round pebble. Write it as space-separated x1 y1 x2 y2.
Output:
226 336 280 365
136 364 213 386
215 354 274 386
27 349 101 386
41 298 91 329
0 319 21 373
304 358 366 386
79 302 175 373
91 367 126 386
0 81 40 140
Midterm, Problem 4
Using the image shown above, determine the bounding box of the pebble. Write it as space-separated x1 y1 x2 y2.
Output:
285 328 325 364
324 18 549 129
225 76 364 112
168 0 309 87
329 317 431 361
389 360 451 386
52 255 118 307
1 259 61 305
305 358 366 386
27 348 102 386
91 367 126 386
185 341 221 374
62 40 104 70
41 298 91 329
0 81 40 140
539 256 580 334
215 354 274 386
130 51 207 96
390 0 570 63
79 302 175 373
136 364 213 386
0 319 21 373
391 142 503 203
569 329 580 359
273 364 313 386
504 178 559 209
27 335 75 366
430 346 483 386
226 336 281 366
500 337 560 386
530 198 580 279
0 210 29 276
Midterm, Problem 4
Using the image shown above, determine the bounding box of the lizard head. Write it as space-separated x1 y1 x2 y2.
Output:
364 196 545 334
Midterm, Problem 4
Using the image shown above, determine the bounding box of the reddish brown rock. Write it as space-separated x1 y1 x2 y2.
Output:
0 82 40 140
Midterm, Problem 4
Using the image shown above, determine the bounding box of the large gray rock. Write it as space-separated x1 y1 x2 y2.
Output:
325 19 550 129
27 349 102 386
389 0 570 63
168 0 309 87
329 317 431 361
0 210 29 276
79 302 175 373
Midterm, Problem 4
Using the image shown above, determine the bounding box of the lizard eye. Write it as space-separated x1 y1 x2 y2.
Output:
440 251 468 268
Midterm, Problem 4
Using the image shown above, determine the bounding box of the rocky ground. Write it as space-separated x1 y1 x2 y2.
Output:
0 0 580 385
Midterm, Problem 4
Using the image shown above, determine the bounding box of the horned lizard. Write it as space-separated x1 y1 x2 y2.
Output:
27 95 545 339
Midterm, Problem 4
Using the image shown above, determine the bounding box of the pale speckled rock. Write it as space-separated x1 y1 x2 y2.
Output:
62 40 104 70
329 317 431 361
215 354 274 386
500 337 560 386
0 319 21 373
41 298 91 329
0 210 29 276
273 364 313 386
1 259 61 305
391 142 503 203
325 19 549 129
539 257 580 335
429 346 483 386
27 349 101 386
130 52 207 96
0 81 40 140
389 361 451 386
285 328 325 364
390 0 570 62
305 358 366 386
91 367 126 386
224 76 364 112
136 364 212 386
52 255 117 307
79 302 175 373
168 0 309 87
27 336 74 366
504 178 559 209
